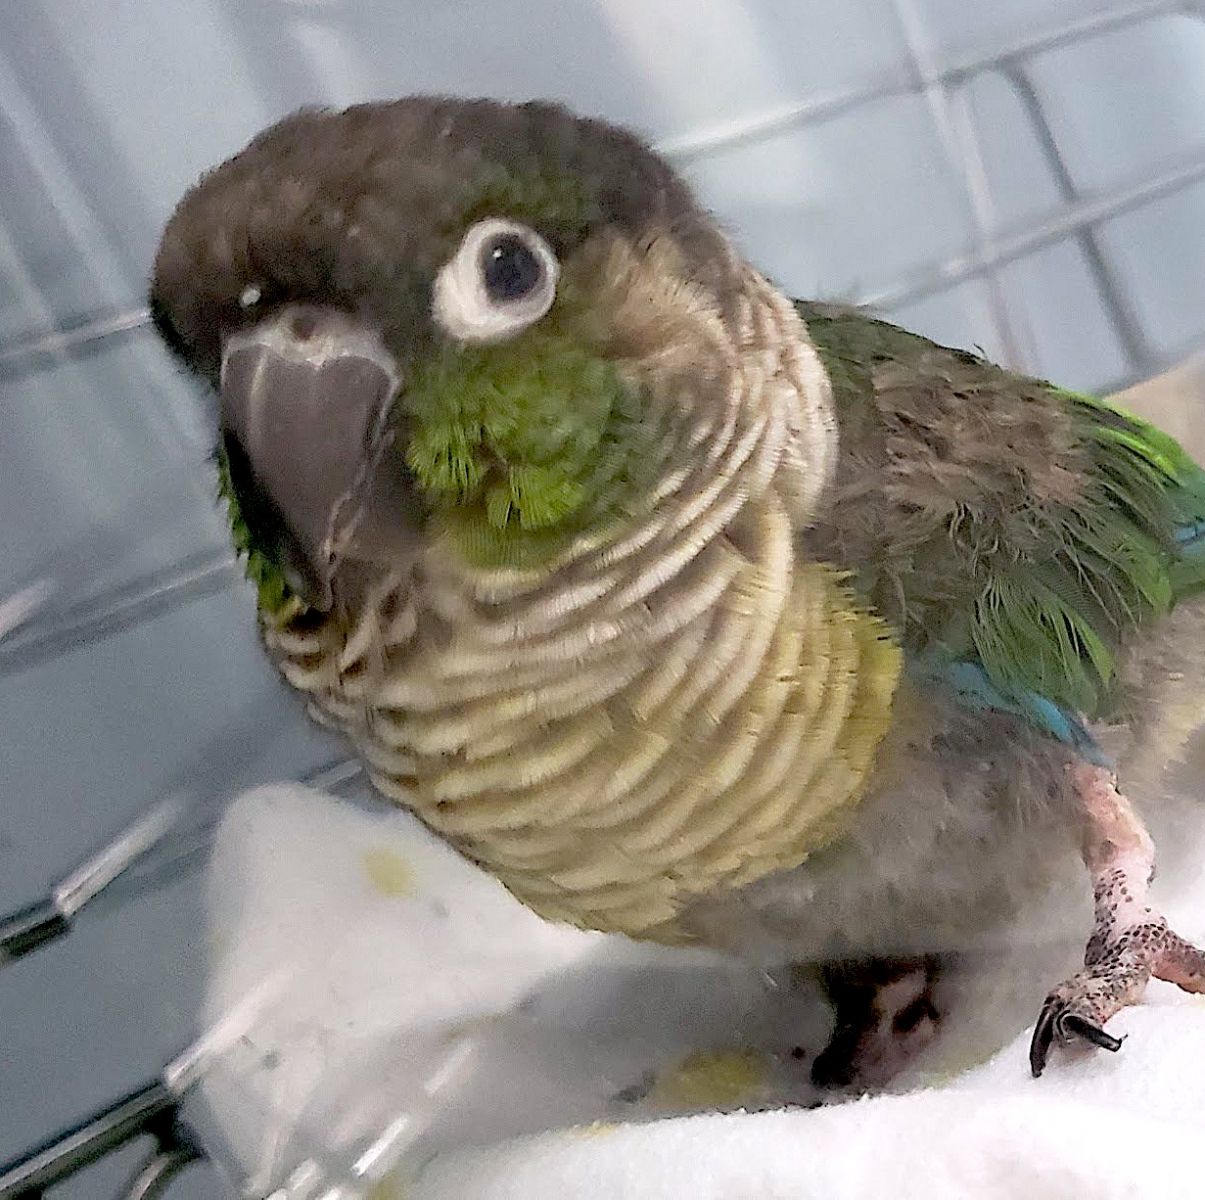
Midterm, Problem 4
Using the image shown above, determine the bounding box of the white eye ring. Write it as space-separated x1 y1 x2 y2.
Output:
432 218 559 343
239 284 264 309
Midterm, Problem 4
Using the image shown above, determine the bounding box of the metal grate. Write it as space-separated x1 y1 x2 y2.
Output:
4 0 1203 702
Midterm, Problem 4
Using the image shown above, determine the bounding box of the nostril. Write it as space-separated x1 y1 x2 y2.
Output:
291 310 319 341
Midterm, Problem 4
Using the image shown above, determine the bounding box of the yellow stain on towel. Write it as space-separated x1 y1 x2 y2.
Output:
362 846 416 898
571 1121 620 1138
650 1049 768 1110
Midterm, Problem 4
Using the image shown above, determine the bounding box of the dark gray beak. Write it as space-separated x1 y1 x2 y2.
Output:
219 304 413 611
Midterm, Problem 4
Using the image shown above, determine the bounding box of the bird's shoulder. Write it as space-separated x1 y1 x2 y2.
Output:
794 300 1205 721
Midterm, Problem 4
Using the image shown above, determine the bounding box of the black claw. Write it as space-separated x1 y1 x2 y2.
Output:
1029 1003 1057 1077
1031 1002 1125 1076
1062 1014 1123 1053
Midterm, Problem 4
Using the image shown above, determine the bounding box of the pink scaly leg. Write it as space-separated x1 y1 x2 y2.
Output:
1030 762 1205 1076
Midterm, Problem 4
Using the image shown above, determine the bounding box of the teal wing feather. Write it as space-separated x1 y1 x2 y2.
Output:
912 657 1110 765
798 302 1205 748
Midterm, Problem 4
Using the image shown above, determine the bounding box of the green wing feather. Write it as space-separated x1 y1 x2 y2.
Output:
798 301 1205 723
1074 390 1205 601
972 389 1205 713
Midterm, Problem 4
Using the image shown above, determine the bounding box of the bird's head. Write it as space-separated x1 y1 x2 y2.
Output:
151 97 821 619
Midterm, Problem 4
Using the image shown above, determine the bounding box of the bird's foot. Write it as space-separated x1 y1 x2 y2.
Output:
1030 763 1205 1076
1030 913 1205 1076
811 956 942 1091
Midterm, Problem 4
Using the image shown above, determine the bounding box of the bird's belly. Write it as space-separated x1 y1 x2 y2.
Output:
679 706 1091 964
263 539 903 939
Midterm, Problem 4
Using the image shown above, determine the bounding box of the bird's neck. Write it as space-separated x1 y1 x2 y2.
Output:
423 264 840 599
258 269 889 936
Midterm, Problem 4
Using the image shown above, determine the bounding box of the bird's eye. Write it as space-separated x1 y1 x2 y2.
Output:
239 284 264 310
432 218 559 343
481 234 542 302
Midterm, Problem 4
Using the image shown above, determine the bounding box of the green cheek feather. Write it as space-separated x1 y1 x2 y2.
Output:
217 331 663 607
216 449 301 621
403 332 662 567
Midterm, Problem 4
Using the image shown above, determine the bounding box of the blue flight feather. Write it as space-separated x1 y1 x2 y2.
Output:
1174 518 1205 550
914 658 1112 767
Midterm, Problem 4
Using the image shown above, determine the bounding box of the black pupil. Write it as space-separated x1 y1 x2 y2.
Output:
481 235 541 301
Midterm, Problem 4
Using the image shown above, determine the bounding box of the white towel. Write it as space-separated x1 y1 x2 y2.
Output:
195 783 1205 1199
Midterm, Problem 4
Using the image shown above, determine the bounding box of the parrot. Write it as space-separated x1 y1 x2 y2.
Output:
149 95 1205 1088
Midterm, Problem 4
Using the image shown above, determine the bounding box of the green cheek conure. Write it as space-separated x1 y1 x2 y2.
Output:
151 96 1205 1086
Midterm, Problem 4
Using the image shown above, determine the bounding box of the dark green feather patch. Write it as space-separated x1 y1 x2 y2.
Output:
799 301 1205 723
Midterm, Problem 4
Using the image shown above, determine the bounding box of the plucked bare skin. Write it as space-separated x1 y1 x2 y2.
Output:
148 96 1205 1090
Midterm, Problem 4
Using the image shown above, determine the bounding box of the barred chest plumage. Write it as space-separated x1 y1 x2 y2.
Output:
259 270 902 938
